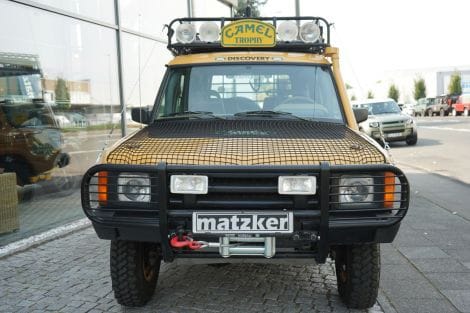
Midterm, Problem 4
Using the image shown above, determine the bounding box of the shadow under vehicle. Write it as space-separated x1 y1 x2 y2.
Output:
81 17 410 310
354 98 418 146
0 52 69 186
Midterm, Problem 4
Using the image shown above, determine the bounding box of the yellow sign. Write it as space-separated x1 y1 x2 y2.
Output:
221 19 276 47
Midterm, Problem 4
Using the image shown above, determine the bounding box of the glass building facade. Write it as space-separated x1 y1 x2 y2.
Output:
0 0 233 245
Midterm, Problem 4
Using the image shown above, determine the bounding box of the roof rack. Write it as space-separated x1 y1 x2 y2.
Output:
167 16 331 56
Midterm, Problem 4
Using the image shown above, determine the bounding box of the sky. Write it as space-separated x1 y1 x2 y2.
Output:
260 0 470 98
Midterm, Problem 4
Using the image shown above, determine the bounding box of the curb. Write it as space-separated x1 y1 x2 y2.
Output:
0 218 91 259
377 289 398 313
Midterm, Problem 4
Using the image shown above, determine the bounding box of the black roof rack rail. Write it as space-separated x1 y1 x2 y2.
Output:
166 16 331 56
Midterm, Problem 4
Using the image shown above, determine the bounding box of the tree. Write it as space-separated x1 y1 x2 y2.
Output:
234 0 267 17
388 84 400 102
55 77 70 110
350 94 357 101
367 90 374 99
413 77 426 100
448 71 462 95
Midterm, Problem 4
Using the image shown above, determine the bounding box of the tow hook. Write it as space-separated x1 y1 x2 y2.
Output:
169 235 204 250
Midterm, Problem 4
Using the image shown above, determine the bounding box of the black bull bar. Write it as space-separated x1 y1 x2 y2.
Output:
81 162 409 263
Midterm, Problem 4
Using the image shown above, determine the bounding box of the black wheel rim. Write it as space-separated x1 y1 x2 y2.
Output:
142 245 157 282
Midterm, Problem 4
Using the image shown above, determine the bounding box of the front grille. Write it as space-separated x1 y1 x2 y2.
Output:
168 173 319 211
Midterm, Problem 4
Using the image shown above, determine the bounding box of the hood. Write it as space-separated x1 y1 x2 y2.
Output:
106 119 386 166
367 113 410 123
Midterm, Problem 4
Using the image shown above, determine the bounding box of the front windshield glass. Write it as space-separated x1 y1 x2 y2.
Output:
155 64 343 122
362 101 401 115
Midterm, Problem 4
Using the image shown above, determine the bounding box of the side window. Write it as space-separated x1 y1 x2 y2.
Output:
157 70 186 117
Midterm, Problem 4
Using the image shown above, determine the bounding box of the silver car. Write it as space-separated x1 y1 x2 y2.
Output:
353 99 418 146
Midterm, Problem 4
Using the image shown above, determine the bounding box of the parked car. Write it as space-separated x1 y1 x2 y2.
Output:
414 97 434 116
451 94 470 116
354 98 417 145
425 95 452 116
401 103 415 116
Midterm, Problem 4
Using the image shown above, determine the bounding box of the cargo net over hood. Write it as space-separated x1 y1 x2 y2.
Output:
107 120 385 166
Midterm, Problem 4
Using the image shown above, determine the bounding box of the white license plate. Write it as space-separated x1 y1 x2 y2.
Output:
385 132 402 138
192 211 294 234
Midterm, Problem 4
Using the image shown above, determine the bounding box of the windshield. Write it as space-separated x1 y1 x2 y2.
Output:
361 101 401 115
155 64 343 122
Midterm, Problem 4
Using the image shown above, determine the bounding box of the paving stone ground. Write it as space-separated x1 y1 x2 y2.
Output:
0 228 383 313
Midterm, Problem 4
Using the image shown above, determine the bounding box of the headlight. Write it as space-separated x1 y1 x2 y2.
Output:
405 118 414 125
339 176 374 206
170 175 208 194
278 176 316 195
118 173 151 202
369 121 380 128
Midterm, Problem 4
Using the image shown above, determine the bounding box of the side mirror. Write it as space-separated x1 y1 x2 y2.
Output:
353 108 368 123
131 107 152 124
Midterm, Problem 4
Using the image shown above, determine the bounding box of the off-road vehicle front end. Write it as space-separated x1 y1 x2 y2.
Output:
81 16 410 309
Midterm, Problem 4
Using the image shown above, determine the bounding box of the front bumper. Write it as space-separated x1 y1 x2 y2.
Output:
81 163 409 263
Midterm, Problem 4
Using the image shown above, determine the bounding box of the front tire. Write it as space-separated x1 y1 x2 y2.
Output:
110 241 161 307
334 244 380 309
406 132 418 145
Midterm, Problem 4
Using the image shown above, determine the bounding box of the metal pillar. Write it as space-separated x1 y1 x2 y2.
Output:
114 0 127 137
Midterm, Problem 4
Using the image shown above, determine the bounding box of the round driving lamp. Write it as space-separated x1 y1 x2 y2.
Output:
299 22 321 43
175 23 196 43
199 22 220 42
277 21 298 41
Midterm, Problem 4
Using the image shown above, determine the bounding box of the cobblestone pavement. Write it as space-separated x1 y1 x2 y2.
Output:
0 228 383 313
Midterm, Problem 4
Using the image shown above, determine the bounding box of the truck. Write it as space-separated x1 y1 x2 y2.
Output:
81 16 410 309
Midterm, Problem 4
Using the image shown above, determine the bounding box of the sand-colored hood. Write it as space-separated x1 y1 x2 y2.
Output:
106 119 385 166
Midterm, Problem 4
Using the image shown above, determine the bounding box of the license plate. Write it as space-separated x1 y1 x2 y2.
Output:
192 211 293 234
385 132 402 138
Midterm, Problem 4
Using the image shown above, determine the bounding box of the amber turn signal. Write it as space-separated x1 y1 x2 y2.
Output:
384 172 395 208
98 171 108 205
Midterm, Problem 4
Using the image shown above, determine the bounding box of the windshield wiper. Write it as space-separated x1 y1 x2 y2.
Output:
159 111 222 119
234 110 308 121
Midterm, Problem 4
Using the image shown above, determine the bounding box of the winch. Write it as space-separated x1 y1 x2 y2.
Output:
170 235 276 258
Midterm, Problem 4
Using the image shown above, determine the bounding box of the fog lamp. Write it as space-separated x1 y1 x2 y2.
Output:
299 22 321 43
199 22 220 42
278 176 316 195
118 173 151 202
175 23 196 43
171 175 208 194
277 21 298 41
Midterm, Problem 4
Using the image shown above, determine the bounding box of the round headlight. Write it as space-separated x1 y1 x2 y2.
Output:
339 176 374 204
277 21 298 41
299 22 321 43
175 23 196 43
118 173 151 202
369 121 380 128
199 22 220 42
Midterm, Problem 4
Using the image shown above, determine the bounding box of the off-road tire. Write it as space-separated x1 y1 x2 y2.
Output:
110 241 161 307
406 133 418 145
334 244 380 309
